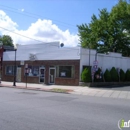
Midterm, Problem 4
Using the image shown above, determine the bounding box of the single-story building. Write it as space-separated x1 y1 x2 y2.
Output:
2 42 80 86
1 42 130 86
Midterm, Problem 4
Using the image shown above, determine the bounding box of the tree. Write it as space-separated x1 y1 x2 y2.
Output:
0 35 14 47
120 69 125 81
125 69 130 81
77 0 130 56
104 69 111 82
110 67 119 82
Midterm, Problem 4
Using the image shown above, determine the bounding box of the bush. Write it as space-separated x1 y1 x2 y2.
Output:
94 68 103 82
125 69 130 81
104 69 111 82
81 68 92 82
120 69 125 82
110 67 119 82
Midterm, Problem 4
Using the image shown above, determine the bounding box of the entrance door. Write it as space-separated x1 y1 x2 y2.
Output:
39 68 45 83
49 68 55 84
16 67 21 82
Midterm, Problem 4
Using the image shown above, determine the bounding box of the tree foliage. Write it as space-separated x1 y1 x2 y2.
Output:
104 69 111 82
0 35 14 47
125 69 130 81
81 68 92 82
120 69 125 81
110 67 119 82
77 0 130 56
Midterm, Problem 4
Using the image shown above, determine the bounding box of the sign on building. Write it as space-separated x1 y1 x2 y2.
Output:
29 54 36 61
20 61 24 65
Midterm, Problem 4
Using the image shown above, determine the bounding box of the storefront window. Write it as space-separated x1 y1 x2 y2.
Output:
25 66 39 77
56 66 74 78
33 66 39 76
6 66 14 75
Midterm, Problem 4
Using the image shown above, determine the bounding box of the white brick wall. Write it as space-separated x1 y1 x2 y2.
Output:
80 48 130 76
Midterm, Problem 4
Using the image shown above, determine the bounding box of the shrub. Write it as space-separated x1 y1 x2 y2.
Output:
110 67 119 82
94 68 103 82
104 69 111 82
81 68 92 82
125 69 130 81
120 69 125 82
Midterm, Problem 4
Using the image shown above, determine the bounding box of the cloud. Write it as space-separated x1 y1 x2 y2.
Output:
0 10 18 33
0 10 79 47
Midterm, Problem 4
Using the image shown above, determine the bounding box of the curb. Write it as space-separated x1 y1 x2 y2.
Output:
0 84 73 94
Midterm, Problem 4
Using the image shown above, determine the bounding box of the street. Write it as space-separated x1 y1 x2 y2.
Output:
0 87 129 130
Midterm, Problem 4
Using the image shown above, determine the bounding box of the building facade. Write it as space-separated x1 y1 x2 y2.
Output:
1 42 130 86
2 42 80 86
80 48 130 75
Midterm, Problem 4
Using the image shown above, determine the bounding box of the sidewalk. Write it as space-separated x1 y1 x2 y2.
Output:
0 81 130 100
0 81 80 92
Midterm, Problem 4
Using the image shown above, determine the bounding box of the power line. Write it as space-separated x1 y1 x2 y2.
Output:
0 4 79 47
0 27 59 47
0 4 77 29
0 6 39 20
0 26 79 49
0 26 43 43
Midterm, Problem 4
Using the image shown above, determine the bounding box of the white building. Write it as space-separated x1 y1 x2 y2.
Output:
2 42 130 85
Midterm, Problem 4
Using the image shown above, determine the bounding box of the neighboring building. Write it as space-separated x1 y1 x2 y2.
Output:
1 42 130 86
80 48 130 73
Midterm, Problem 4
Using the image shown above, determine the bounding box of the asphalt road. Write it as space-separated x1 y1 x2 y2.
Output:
0 87 129 130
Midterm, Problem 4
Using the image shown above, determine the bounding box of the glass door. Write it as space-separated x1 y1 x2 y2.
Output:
39 68 45 83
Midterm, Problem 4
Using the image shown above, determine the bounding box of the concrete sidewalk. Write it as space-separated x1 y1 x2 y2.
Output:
0 81 130 100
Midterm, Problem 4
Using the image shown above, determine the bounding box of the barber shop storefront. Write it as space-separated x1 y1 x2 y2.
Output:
2 60 79 86
2 42 80 86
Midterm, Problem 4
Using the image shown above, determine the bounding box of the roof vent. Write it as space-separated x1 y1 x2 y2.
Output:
60 43 64 47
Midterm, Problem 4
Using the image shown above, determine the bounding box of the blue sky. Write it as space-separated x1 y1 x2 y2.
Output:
0 0 118 46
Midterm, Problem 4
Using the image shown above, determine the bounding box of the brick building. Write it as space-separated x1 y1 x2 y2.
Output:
2 42 80 86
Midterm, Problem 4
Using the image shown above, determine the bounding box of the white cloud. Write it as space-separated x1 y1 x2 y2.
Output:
0 10 79 47
0 10 18 33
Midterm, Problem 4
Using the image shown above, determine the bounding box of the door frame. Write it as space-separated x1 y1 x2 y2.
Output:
49 67 56 84
16 67 21 82
39 67 45 83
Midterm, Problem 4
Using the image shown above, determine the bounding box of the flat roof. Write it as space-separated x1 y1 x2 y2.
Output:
3 42 80 61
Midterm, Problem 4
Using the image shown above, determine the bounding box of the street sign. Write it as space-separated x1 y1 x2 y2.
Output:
93 60 98 65
92 61 98 72
91 60 99 81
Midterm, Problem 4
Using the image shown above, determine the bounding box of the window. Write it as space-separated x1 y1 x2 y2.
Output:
56 66 74 78
33 66 39 76
6 66 14 75
25 65 39 77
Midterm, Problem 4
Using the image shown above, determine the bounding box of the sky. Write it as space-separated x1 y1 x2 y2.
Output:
0 0 118 47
